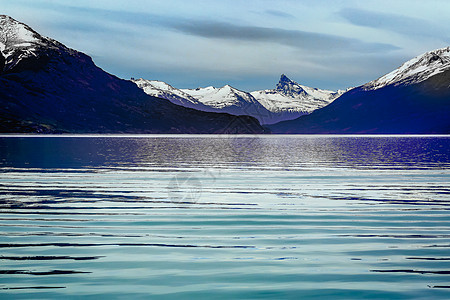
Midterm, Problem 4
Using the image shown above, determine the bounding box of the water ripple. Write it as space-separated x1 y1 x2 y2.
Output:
0 136 449 298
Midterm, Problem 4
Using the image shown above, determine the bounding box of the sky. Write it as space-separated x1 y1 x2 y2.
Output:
2 0 450 91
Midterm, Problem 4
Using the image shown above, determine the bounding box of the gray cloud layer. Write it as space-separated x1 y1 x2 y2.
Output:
27 2 398 54
167 20 398 53
264 10 295 19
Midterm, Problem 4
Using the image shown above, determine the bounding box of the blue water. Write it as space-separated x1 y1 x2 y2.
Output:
0 135 449 299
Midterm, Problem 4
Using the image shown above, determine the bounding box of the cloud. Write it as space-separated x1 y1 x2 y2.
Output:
264 10 295 19
166 20 398 53
339 8 450 42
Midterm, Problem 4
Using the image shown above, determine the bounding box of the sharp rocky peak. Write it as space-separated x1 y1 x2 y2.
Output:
276 74 306 97
278 74 292 83
277 74 296 87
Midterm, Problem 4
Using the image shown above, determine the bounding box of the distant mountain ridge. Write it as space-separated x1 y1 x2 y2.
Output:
270 47 450 134
0 15 266 134
133 75 345 124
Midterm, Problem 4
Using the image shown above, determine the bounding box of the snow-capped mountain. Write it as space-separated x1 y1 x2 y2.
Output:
181 85 274 123
270 47 450 134
182 85 259 109
0 15 265 134
133 80 274 124
0 15 44 66
132 78 210 110
133 74 346 124
132 79 274 124
364 47 450 91
251 74 346 114
0 15 77 74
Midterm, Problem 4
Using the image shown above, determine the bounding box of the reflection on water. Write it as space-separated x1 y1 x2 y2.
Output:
1 135 448 169
0 135 449 299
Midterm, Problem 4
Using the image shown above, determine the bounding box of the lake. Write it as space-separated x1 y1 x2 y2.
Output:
0 135 449 299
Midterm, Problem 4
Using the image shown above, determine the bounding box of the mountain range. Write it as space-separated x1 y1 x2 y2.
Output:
0 15 265 134
133 74 345 125
0 15 449 134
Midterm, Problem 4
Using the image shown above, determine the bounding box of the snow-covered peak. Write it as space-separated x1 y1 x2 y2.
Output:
181 86 214 99
364 47 450 90
132 78 204 107
251 74 342 113
181 84 260 108
182 86 217 99
0 15 43 56
275 74 337 100
134 78 177 93
0 15 76 74
276 74 307 98
137 79 172 90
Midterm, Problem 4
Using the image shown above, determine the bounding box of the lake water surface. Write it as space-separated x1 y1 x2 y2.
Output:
0 135 449 299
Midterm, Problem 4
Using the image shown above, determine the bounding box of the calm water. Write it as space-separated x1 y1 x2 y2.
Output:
0 135 449 299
